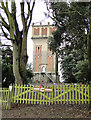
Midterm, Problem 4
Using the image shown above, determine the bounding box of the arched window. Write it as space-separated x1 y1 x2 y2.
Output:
36 46 42 53
42 66 46 73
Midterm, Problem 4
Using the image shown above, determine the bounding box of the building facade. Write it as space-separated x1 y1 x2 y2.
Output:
32 23 57 83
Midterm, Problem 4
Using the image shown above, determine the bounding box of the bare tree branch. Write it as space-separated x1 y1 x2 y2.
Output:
1 44 13 47
1 26 15 42
26 1 30 20
21 2 26 27
11 2 20 45
0 15 10 31
0 6 4 10
1 2 11 23
27 0 35 31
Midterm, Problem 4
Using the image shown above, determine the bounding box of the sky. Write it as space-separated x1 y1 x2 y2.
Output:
27 0 53 64
1 0 63 82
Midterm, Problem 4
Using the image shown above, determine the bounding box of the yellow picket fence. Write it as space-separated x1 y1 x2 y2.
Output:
0 84 90 109
0 88 10 110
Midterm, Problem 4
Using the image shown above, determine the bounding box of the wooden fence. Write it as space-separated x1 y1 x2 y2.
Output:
0 84 90 109
0 88 10 110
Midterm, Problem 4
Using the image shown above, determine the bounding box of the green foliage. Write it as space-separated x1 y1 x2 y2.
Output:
61 53 77 83
2 47 15 87
2 47 13 65
2 64 15 88
24 64 34 84
48 2 91 83
74 60 91 83
2 47 34 87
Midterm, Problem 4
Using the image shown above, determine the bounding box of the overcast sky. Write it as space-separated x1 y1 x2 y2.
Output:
27 0 53 64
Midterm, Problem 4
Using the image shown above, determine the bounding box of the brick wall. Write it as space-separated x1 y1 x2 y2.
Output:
35 45 42 72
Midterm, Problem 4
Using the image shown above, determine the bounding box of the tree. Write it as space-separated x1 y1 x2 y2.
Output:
0 1 35 84
61 50 91 83
24 63 34 84
47 2 91 83
74 60 91 83
2 46 13 65
1 46 34 87
2 46 15 87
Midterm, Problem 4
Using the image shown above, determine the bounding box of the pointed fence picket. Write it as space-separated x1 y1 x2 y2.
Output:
0 84 90 110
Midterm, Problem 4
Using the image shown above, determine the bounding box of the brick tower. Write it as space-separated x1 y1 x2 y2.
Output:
32 22 57 83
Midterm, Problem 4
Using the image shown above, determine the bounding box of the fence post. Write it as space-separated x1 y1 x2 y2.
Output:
89 81 91 114
62 82 64 91
45 82 47 88
7 85 12 109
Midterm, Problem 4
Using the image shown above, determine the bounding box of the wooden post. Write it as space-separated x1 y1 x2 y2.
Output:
7 85 12 109
89 82 91 114
62 82 64 91
45 82 47 88
37 82 38 87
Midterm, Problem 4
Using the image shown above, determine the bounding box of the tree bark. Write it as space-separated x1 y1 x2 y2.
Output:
13 43 22 84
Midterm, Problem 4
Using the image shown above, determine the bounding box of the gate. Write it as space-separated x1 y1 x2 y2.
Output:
12 84 90 105
1 84 90 109
12 85 54 105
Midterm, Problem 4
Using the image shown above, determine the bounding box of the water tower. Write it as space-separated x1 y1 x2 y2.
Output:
32 22 58 83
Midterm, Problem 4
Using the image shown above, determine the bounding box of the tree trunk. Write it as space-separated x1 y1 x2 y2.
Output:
13 43 23 84
20 33 27 84
13 35 28 85
1 1 35 85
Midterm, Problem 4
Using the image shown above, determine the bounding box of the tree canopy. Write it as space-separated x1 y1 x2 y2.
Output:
47 2 91 83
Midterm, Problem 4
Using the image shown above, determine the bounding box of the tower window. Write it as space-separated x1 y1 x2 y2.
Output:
38 47 40 50
36 46 42 53
41 28 47 35
34 28 39 35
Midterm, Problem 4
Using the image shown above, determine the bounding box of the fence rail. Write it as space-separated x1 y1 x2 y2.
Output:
0 84 90 109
